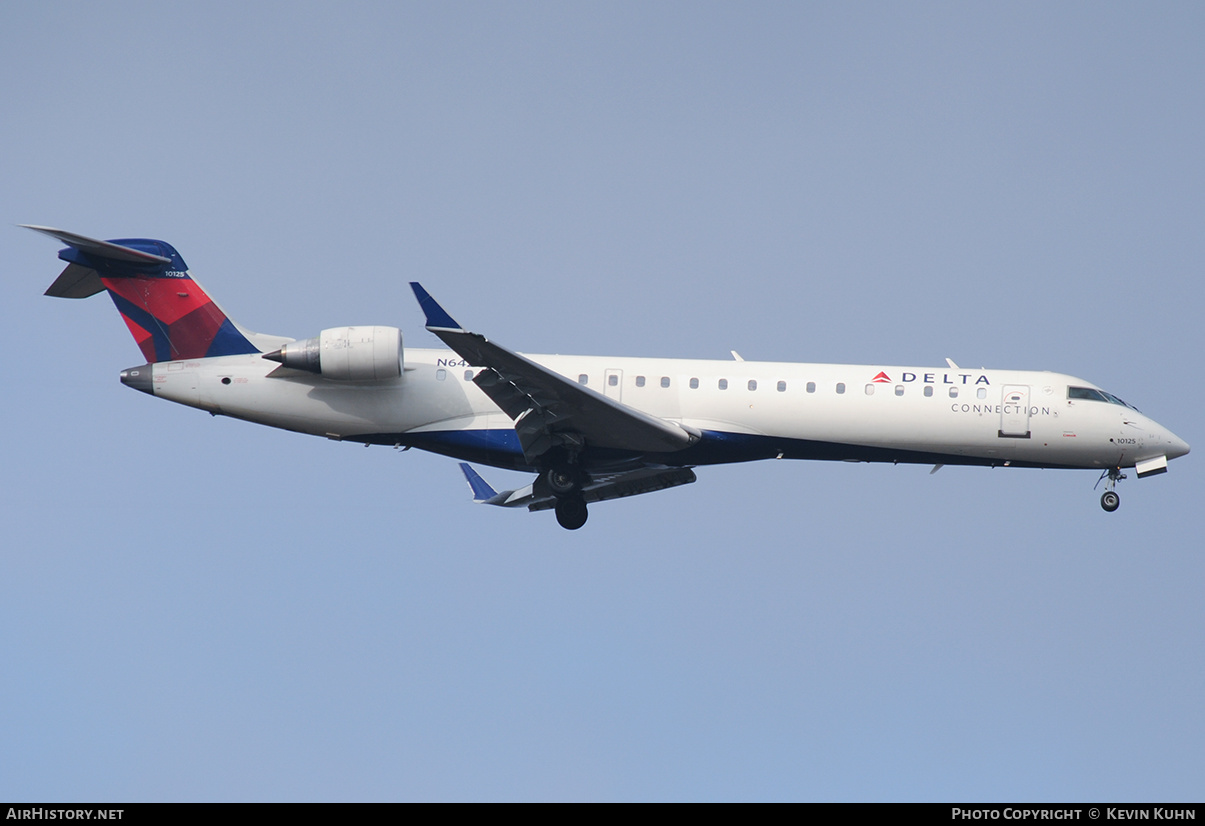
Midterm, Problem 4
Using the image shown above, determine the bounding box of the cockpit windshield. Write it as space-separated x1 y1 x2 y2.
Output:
1067 386 1139 411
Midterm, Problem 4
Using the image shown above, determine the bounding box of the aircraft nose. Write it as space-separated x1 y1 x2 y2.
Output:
1151 416 1190 460
1166 430 1190 460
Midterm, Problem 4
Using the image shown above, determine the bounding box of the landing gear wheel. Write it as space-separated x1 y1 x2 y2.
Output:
555 496 588 530
1095 468 1126 513
546 467 580 496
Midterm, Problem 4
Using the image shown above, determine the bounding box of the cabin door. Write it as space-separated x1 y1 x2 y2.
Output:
999 385 1031 438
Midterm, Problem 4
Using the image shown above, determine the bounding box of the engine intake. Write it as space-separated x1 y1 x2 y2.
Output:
263 326 402 381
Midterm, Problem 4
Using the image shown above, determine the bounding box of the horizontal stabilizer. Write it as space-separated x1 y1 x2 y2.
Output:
44 263 105 298
22 225 171 265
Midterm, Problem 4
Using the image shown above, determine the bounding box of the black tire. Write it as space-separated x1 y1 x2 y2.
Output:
555 496 588 530
546 467 580 496
1101 491 1120 512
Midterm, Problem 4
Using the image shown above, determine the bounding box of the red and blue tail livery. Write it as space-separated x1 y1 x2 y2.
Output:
27 225 259 362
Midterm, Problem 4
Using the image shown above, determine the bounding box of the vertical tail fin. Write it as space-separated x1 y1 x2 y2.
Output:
26 225 261 362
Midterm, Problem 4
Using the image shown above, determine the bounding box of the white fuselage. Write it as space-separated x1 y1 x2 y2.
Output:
143 348 1189 474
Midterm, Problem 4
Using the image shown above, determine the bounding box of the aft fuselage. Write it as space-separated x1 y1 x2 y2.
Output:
129 349 1190 475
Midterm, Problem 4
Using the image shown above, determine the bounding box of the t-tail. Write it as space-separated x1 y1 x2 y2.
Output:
25 225 268 362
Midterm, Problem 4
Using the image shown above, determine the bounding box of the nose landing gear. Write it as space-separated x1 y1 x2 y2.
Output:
1095 468 1126 512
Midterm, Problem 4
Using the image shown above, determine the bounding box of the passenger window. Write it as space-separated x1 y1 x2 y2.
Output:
718 378 728 390
608 374 618 387
777 380 786 392
836 383 846 394
661 376 671 388
895 385 904 396
689 377 699 389
806 381 816 393
977 387 987 399
464 369 474 381
578 374 588 385
865 384 875 395
924 386 933 397
636 376 646 387
436 368 447 381
748 379 757 391
949 387 958 398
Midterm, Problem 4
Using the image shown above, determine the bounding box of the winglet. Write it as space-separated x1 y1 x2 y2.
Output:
459 463 499 501
410 282 463 331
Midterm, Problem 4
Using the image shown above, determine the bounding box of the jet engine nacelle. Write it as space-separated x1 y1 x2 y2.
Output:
264 326 403 380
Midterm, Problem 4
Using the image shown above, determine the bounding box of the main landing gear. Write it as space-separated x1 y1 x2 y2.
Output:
555 495 588 530
546 467 580 497
546 465 589 530
1095 468 1126 513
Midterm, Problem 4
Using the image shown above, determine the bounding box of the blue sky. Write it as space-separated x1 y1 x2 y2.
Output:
2 2 1202 801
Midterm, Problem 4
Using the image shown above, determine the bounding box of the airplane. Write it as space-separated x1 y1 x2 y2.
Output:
27 225 1190 529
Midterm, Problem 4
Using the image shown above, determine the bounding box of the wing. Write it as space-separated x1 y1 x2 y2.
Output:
459 463 697 511
412 283 700 464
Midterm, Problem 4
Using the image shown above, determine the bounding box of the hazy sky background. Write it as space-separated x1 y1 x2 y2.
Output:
2 2 1201 801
